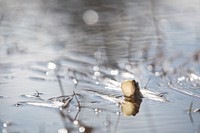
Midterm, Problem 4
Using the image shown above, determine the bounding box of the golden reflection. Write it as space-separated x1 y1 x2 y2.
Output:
121 97 142 116
121 80 142 116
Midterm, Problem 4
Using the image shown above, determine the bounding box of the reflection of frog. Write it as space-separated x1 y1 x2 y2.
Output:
121 96 142 116
121 80 143 116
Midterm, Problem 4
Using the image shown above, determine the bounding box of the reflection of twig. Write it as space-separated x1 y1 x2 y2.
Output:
189 101 194 124
61 110 74 122
60 108 92 133
113 113 120 133
73 91 81 109
74 108 81 121
106 114 111 133
73 91 81 120
59 111 72 131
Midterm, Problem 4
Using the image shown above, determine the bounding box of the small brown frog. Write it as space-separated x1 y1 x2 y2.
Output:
121 80 143 116
121 80 143 99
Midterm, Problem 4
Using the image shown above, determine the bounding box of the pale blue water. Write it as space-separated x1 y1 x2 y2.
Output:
0 0 200 133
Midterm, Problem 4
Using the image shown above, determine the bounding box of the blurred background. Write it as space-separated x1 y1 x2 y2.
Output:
1 0 200 62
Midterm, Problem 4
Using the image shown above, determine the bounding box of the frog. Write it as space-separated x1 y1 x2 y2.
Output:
121 80 143 116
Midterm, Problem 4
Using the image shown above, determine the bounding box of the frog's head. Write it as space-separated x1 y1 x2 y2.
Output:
121 80 140 97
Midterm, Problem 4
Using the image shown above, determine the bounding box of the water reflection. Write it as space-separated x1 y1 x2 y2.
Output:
121 97 142 116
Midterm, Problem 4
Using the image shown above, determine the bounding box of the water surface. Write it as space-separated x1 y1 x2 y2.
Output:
0 0 200 133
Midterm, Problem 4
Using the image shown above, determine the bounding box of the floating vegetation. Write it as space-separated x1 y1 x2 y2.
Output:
168 80 200 99
194 108 200 113
17 93 75 109
21 90 43 99
16 78 168 120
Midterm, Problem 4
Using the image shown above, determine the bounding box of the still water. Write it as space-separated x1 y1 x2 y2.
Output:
0 0 200 133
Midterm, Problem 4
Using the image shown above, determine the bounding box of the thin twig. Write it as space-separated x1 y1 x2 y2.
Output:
113 113 120 133
144 76 152 89
57 75 65 96
61 97 73 110
35 90 40 97
189 101 193 112
168 81 200 99
189 101 194 124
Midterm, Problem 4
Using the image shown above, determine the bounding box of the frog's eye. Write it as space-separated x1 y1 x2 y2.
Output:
136 82 139 88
